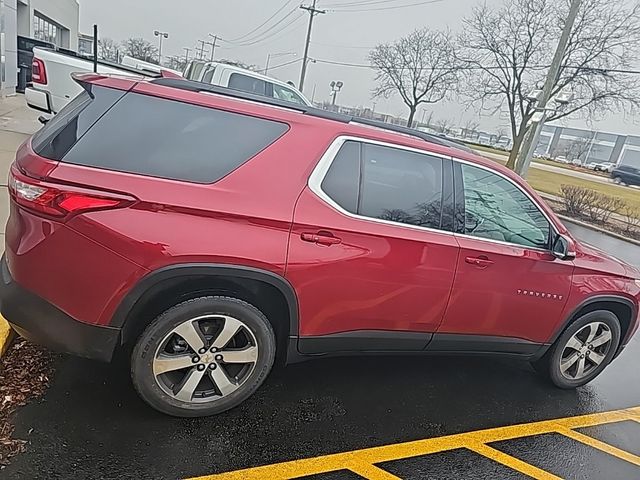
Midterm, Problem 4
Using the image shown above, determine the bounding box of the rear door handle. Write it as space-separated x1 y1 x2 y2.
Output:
465 255 494 268
300 232 342 246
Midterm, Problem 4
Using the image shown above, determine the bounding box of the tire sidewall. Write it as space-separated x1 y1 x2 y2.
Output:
131 296 275 417
547 310 621 389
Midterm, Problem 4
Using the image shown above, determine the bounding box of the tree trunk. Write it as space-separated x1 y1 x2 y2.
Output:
505 128 527 170
406 106 417 127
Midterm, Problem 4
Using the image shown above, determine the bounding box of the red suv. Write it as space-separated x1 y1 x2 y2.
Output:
2 74 639 417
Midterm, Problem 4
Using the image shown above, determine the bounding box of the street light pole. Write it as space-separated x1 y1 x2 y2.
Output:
264 52 296 75
516 0 581 177
330 81 343 106
154 30 169 64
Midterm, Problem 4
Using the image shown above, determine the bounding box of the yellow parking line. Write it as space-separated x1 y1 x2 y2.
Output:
189 406 640 480
556 426 640 466
349 463 403 479
0 314 13 357
467 443 562 480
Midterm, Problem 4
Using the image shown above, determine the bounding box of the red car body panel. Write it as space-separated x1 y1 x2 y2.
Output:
3 74 639 363
288 188 459 336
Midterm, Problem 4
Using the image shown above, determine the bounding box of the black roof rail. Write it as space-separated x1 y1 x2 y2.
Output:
150 77 472 153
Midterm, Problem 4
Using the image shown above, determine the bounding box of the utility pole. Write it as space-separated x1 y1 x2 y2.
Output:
204 41 216 62
183 47 192 63
207 34 219 62
299 0 326 92
196 40 207 60
516 0 582 177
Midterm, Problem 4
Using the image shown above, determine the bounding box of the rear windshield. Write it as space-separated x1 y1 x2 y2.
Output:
59 92 289 183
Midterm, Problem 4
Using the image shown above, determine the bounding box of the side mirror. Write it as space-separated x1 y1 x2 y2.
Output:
552 234 576 260
38 115 50 125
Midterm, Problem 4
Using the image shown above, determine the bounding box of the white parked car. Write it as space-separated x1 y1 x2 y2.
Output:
183 61 311 106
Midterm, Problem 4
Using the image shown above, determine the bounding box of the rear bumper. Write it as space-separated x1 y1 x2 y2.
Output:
0 255 120 362
25 87 52 114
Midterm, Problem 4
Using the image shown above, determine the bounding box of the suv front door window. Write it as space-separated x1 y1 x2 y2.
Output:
460 163 550 248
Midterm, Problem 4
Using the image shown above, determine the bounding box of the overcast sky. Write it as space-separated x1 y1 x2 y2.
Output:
79 0 640 136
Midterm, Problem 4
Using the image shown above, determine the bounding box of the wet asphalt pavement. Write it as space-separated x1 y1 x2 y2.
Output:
2 225 640 480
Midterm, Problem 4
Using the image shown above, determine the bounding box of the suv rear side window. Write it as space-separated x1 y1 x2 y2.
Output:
61 92 289 183
32 84 126 160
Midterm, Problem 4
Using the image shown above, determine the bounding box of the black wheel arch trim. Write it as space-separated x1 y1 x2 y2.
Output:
111 263 299 339
552 294 638 348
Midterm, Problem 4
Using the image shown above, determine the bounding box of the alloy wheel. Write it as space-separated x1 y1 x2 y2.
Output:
559 321 613 381
152 314 258 403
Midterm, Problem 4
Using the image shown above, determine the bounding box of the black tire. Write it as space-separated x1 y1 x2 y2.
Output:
131 296 276 417
533 310 621 389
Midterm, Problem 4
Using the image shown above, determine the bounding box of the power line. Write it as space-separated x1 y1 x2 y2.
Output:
324 0 429 7
225 8 301 46
228 12 305 47
268 57 303 71
314 58 640 74
329 0 443 12
226 0 296 43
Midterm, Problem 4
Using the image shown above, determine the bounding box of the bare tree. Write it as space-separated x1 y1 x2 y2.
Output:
435 118 454 134
369 29 459 127
463 118 481 138
459 0 640 170
98 37 120 63
164 56 188 72
121 38 158 64
563 136 592 163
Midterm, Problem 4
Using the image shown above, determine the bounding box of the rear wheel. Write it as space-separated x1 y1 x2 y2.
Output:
533 311 620 389
613 176 624 185
131 296 275 417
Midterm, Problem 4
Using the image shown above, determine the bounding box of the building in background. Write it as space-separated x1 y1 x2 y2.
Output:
535 124 640 168
78 32 93 56
1 0 79 95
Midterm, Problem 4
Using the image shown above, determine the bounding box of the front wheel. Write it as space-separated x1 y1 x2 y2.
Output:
131 296 276 417
533 310 621 389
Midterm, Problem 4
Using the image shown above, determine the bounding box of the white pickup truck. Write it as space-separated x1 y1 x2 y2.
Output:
25 48 178 115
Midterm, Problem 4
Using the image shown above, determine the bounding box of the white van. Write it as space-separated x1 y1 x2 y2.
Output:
184 61 311 106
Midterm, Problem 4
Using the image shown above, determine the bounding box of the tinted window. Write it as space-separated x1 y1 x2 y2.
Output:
32 85 126 160
61 93 288 183
321 141 361 213
228 73 267 96
461 164 550 248
359 144 443 229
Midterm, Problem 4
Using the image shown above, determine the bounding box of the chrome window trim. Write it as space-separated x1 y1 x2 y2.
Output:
308 136 453 237
308 135 558 254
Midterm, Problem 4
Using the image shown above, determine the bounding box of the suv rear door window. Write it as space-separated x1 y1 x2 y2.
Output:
61 93 289 183
320 140 444 230
360 144 443 229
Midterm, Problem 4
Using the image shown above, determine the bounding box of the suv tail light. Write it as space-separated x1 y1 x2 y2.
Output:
8 168 134 219
32 58 47 84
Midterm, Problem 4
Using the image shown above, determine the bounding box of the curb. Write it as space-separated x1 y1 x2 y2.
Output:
0 314 14 358
557 214 640 247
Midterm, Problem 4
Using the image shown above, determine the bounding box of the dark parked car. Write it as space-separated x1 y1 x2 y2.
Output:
611 164 640 186
1 73 639 417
